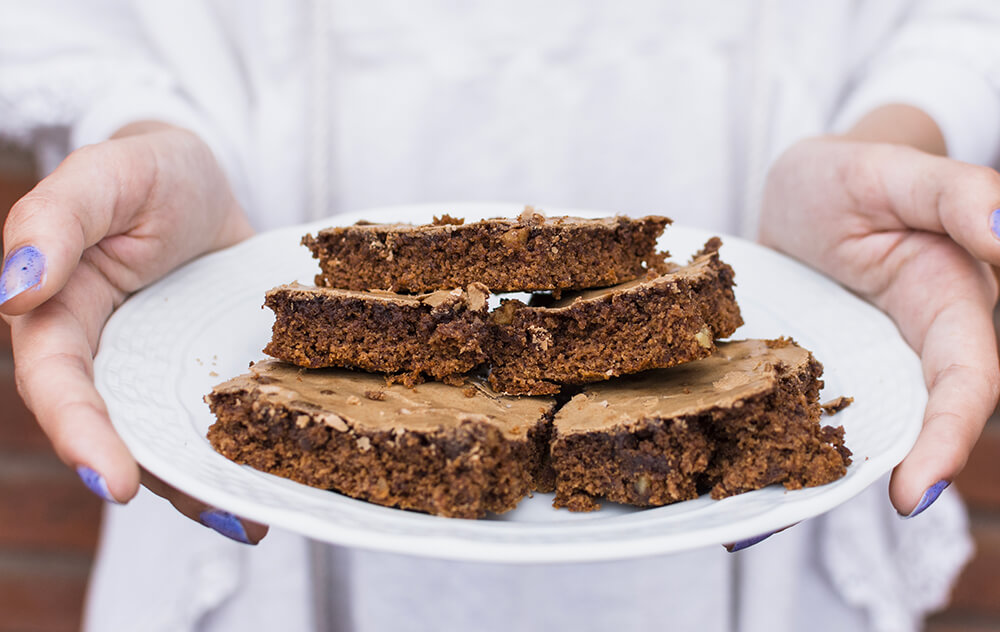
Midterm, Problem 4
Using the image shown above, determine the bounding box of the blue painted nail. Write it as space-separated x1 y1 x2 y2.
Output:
904 480 950 519
0 245 45 306
76 466 121 504
990 209 1000 241
724 531 776 552
198 509 252 544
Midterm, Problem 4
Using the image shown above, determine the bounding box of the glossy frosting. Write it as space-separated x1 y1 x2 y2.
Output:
211 360 553 437
554 340 811 433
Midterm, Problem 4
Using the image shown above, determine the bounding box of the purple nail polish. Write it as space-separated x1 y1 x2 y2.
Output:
990 209 1000 241
199 509 252 544
724 531 776 552
76 466 121 504
904 480 949 519
0 245 45 305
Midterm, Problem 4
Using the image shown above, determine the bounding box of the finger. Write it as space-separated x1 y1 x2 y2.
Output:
141 470 268 544
13 307 140 502
888 299 998 513
11 258 139 501
843 143 1000 266
0 139 157 315
723 522 799 552
877 237 1000 514
14 268 272 545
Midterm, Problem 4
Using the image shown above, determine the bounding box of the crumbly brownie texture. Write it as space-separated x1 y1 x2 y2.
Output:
302 208 670 293
487 238 743 395
821 396 854 415
550 339 851 511
206 360 556 518
263 282 490 385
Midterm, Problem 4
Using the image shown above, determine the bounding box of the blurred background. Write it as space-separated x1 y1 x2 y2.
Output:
0 142 998 632
1 142 102 632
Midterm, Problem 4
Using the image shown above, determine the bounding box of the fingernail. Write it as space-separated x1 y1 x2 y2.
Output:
904 479 950 519
76 466 122 504
198 509 252 544
0 245 45 306
990 209 1000 241
724 531 776 552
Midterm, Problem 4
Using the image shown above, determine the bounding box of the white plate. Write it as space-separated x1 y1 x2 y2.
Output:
94 203 924 563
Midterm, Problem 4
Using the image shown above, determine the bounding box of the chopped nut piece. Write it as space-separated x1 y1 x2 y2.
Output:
634 475 650 496
317 413 348 432
500 227 530 250
695 326 713 349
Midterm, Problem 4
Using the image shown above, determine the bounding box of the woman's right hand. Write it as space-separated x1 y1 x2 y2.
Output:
0 121 267 543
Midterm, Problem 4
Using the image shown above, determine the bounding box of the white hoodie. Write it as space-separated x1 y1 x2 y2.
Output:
1 2 997 631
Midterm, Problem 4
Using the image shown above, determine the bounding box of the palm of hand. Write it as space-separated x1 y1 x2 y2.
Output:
760 138 1000 514
1 123 253 511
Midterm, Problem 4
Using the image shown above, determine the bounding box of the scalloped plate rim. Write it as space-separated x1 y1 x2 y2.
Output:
94 202 925 563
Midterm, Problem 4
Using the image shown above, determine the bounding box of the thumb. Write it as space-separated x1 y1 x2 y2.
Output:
850 143 1000 267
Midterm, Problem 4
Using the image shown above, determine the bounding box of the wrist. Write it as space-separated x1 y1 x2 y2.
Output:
839 104 946 156
110 120 181 140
